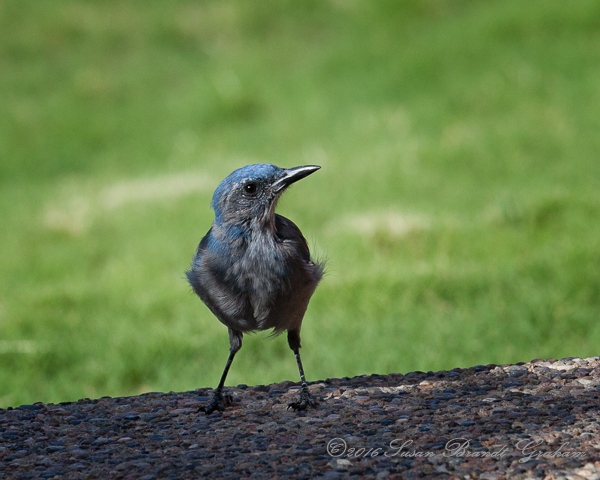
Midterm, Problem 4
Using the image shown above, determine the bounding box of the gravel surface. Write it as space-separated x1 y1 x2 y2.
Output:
2 356 600 479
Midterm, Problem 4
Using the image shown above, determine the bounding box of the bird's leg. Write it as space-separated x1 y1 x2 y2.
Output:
287 330 316 411
202 329 242 414
202 350 236 414
289 347 316 410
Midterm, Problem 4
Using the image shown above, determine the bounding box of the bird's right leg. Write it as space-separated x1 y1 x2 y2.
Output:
202 329 242 414
287 329 317 411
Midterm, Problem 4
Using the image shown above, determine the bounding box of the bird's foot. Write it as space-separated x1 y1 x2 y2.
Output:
200 390 232 414
288 385 316 411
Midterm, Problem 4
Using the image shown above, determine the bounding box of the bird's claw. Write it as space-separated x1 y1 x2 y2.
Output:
288 386 316 411
200 391 232 414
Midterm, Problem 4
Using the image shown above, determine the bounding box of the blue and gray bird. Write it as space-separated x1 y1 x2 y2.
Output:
186 163 324 413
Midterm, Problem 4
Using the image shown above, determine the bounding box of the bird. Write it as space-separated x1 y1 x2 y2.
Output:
186 163 324 414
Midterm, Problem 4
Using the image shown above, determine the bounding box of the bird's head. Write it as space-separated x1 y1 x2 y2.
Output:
211 163 320 229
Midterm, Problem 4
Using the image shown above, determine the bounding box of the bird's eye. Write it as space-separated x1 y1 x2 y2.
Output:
244 183 258 195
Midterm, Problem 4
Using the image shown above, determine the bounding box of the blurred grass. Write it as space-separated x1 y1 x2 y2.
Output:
1 0 600 407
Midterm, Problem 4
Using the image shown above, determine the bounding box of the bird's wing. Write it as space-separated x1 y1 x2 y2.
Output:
259 214 323 334
186 227 212 294
275 213 324 281
274 214 311 263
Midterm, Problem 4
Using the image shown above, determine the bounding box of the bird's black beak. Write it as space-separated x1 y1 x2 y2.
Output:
272 165 321 193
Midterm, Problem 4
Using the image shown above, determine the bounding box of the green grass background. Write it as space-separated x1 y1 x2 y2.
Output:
1 0 600 408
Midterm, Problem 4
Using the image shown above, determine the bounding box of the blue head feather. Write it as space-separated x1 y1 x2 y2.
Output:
211 163 282 224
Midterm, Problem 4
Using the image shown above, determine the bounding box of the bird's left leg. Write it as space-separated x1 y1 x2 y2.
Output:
202 329 243 414
287 330 316 411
